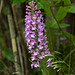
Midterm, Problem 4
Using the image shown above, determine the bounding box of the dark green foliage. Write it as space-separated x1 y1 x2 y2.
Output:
0 61 6 73
2 48 14 62
2 6 7 15
18 18 25 24
37 0 51 15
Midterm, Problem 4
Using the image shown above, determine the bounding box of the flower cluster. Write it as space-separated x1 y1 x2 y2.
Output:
25 1 52 68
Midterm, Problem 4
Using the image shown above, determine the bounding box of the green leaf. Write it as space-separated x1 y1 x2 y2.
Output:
58 24 70 28
46 19 57 28
0 61 6 73
53 23 70 28
50 19 57 25
37 2 43 10
46 19 70 28
2 6 7 15
12 0 26 6
37 1 51 16
2 48 14 62
56 7 68 21
52 61 65 64
54 51 62 55
18 18 25 24
25 0 33 4
0 37 5 47
53 0 60 1
69 5 75 13
63 0 71 5
59 31 75 46
10 0 14 4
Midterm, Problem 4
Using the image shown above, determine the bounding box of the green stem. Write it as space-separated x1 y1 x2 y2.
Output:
41 69 47 75
40 59 50 75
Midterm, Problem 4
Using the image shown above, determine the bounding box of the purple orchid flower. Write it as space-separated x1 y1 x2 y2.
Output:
25 1 51 68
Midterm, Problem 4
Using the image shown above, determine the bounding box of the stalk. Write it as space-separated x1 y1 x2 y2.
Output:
5 0 21 74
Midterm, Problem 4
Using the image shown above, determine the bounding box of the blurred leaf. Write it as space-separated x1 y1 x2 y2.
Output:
50 54 55 57
53 0 60 1
63 0 71 5
44 54 55 58
52 61 65 64
2 6 7 15
0 37 4 47
0 37 3 44
50 19 57 25
37 2 43 10
52 65 61 69
46 19 70 28
45 19 56 28
25 0 33 4
53 24 70 28
0 61 6 73
5 30 10 34
54 51 62 55
12 0 26 6
10 0 14 4
37 1 51 15
2 48 14 62
69 5 75 13
52 61 65 71
55 24 70 28
59 31 75 46
56 7 68 21
13 72 21 75
18 18 25 24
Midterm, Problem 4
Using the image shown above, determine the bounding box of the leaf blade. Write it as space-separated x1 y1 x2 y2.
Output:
55 7 68 21
69 5 75 13
12 0 26 6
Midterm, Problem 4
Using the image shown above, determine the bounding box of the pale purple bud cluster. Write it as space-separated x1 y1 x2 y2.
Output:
25 1 51 68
